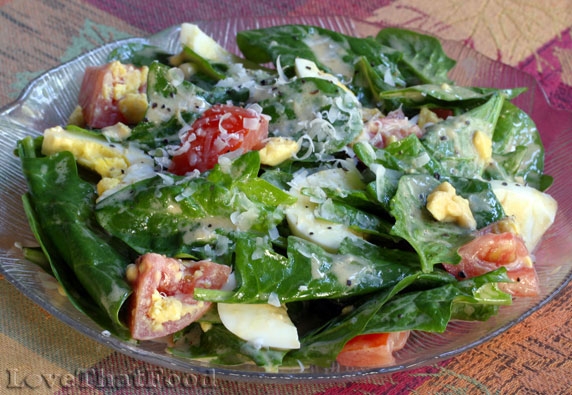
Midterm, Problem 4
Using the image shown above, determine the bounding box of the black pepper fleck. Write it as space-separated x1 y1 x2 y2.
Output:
346 280 352 286
517 277 521 282
309 232 314 235
465 120 470 125
502 182 508 186
169 92 174 98
458 271 466 278
328 226 332 229
163 139 169 144
305 66 311 70
208 224 212 228
440 135 447 141
151 102 158 109
161 104 166 109
433 172 441 180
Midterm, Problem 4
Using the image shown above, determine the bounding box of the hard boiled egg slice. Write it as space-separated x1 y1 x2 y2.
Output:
217 303 300 349
490 180 557 251
179 23 234 63
286 168 365 251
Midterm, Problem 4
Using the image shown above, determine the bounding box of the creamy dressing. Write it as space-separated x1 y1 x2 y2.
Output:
182 217 235 244
302 33 354 81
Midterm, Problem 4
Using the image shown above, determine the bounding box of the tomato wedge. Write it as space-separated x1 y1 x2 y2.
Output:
443 231 539 297
128 253 231 340
337 331 410 368
169 104 269 175
78 61 148 128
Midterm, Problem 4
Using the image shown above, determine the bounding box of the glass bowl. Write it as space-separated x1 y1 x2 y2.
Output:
1 16 571 383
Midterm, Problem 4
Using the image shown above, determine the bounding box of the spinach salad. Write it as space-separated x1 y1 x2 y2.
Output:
16 23 558 371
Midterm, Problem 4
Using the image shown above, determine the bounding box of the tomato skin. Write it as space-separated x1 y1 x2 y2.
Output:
78 61 147 128
431 108 454 119
443 232 539 297
169 105 269 175
128 253 231 340
337 331 410 368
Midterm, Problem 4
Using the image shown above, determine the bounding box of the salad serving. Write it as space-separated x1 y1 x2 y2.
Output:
14 23 558 371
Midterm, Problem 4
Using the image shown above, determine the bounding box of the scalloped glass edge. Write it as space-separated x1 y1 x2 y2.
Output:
1 15 571 383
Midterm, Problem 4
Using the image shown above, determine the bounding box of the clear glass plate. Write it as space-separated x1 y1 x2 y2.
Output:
1 16 571 383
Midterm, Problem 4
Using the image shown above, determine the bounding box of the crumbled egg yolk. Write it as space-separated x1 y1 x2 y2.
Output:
426 182 477 229
473 130 492 162
118 93 148 124
42 126 129 178
100 61 149 124
148 290 205 332
417 107 440 128
67 105 85 127
259 137 300 166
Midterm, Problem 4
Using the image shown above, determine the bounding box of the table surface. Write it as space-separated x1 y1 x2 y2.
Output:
1 0 571 394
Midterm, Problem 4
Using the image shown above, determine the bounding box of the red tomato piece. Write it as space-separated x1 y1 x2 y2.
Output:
443 232 539 297
337 331 410 368
128 253 231 340
431 108 454 119
78 61 147 128
169 104 269 175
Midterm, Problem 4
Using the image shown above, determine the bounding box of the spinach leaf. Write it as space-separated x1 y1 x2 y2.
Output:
107 43 171 66
376 28 456 85
171 324 287 370
195 236 421 304
237 25 403 85
362 269 511 333
421 94 505 178
485 101 552 190
287 269 508 366
313 199 395 239
352 56 401 109
389 174 505 272
379 84 526 108
145 62 249 125
128 112 199 150
18 138 131 336
95 152 291 258
353 136 442 212
180 45 226 81
285 270 451 366
303 185 381 213
258 78 363 155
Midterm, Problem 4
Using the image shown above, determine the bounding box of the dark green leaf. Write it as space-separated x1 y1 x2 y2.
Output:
18 138 131 336
195 235 420 304
107 43 171 66
421 94 505 178
376 28 456 85
389 174 505 272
